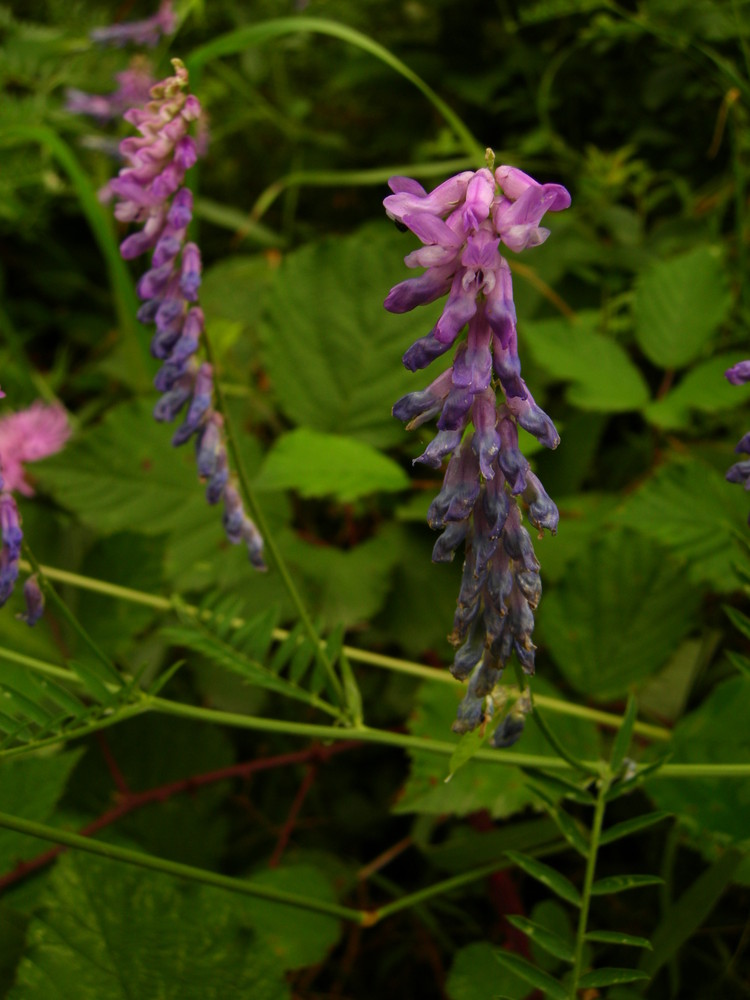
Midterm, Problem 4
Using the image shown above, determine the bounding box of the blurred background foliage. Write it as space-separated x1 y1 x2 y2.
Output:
2 0 750 997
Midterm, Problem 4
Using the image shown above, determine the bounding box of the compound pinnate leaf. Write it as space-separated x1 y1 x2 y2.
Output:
590 874 663 895
505 851 582 907
494 949 569 1000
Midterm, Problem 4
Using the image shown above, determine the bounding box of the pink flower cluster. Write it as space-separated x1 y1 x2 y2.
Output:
0 400 71 624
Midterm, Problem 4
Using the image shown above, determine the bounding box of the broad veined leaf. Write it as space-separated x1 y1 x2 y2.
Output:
645 676 750 845
633 244 731 368
0 750 83 875
645 351 750 430
8 853 290 1000
259 222 446 447
238 865 342 968
255 427 409 501
394 679 599 819
538 529 700 699
523 311 649 412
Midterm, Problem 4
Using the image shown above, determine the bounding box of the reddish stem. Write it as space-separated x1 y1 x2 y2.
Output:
0 740 360 893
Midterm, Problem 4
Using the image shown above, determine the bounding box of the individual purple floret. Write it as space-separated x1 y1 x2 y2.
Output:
385 154 570 743
110 59 265 570
90 1 177 48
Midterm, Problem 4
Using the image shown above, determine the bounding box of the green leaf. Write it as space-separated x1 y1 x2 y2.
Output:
610 694 638 774
0 750 83 875
600 810 671 845
505 851 582 907
645 676 750 844
506 916 575 963
238 865 342 968
633 245 731 368
615 457 748 591
590 874 663 895
585 930 652 949
538 529 701 698
645 352 750 429
8 853 291 1000
578 968 650 988
446 941 529 1000
395 679 599 819
523 312 649 412
259 223 446 447
255 428 409 501
494 949 569 1000
447 726 489 779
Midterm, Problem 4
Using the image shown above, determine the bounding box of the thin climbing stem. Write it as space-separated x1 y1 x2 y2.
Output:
200 329 347 710
570 776 610 996
15 560 671 742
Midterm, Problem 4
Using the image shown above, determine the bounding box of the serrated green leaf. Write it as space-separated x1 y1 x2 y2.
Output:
539 529 700 698
615 457 747 591
255 428 409 502
645 352 750 429
506 916 575 963
494 949 569 1000
395 680 600 819
591 874 663 895
633 245 731 368
645 676 750 843
585 931 652 949
610 694 638 774
578 967 650 988
260 223 445 447
7 853 290 1000
600 810 671 845
506 851 582 906
524 311 649 412
0 750 83 874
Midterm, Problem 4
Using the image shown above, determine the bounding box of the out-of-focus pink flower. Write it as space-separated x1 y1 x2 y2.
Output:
0 402 71 496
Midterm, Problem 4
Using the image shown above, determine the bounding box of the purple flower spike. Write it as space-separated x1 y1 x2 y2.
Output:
110 59 265 570
384 154 569 743
90 1 177 48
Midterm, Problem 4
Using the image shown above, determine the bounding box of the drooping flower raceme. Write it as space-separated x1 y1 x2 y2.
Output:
0 400 71 624
725 360 750 516
109 59 265 570
385 160 570 745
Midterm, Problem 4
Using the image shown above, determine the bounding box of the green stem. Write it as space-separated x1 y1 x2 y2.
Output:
187 18 482 159
15 561 671 742
200 332 347 710
23 545 121 687
570 777 610 996
0 810 363 922
249 159 476 224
